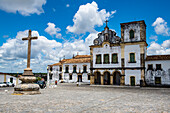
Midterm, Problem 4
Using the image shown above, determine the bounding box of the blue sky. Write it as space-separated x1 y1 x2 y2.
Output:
0 0 170 73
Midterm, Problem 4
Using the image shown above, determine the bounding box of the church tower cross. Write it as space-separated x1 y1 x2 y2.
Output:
105 20 109 27
22 30 38 68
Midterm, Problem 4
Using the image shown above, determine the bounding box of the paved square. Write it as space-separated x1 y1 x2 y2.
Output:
0 84 170 113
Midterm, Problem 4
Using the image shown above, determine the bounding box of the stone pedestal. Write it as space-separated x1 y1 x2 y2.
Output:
13 68 40 95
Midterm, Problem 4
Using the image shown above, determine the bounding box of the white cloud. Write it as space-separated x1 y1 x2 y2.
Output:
0 0 46 16
0 30 98 72
66 4 70 7
147 41 170 55
149 35 158 41
0 30 62 72
152 17 170 36
162 39 170 48
66 1 116 34
45 22 62 38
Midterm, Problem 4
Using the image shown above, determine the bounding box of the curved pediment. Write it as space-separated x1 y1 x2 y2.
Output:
93 27 120 45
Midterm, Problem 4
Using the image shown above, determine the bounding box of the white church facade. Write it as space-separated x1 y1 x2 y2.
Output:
48 20 170 86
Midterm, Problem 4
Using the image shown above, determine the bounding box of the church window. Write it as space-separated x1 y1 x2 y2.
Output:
156 64 162 71
129 30 134 39
112 54 118 63
148 64 153 70
96 54 101 64
129 53 136 63
83 65 87 73
69 74 72 80
73 66 77 73
65 66 69 73
104 54 109 64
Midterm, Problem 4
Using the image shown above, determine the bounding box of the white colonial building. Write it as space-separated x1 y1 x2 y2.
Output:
48 20 170 86
145 55 170 86
48 55 91 84
89 20 147 86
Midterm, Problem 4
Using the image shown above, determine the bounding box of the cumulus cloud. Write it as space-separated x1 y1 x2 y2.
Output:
0 30 98 72
45 22 62 38
0 0 46 16
0 30 62 72
66 1 116 34
152 17 170 36
147 40 170 55
162 39 170 48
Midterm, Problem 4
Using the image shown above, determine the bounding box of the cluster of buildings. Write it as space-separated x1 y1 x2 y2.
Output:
48 20 170 86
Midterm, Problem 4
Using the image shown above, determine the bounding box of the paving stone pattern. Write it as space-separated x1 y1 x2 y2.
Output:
0 84 170 113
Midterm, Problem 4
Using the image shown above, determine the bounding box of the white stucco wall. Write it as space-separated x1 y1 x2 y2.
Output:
51 62 90 83
125 70 141 85
124 23 140 42
93 45 121 68
124 45 141 67
145 60 170 85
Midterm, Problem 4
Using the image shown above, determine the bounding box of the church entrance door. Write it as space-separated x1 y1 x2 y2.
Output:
113 71 120 85
94 72 101 84
130 76 135 86
104 72 110 85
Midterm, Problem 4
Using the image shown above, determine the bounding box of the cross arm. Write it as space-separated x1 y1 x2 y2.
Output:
31 36 38 40
22 37 28 40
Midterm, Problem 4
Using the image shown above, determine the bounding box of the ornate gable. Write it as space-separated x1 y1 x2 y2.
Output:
93 21 120 45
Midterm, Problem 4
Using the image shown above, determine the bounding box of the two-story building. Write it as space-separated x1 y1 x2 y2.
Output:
89 20 147 86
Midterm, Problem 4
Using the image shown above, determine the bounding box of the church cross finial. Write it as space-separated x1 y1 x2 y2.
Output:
105 20 109 27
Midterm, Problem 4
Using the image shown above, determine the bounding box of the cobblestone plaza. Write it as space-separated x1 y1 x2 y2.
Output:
0 84 170 113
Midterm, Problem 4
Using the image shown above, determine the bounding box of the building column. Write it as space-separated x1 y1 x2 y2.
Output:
101 75 104 85
110 75 113 85
120 74 125 86
90 75 94 84
4 74 6 82
121 44 125 86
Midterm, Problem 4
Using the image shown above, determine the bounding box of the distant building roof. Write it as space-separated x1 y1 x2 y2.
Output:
64 58 90 64
74 55 91 59
146 55 170 61
51 55 91 66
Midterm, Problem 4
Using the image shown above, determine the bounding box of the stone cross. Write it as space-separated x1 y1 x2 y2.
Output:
22 30 38 68
105 20 109 26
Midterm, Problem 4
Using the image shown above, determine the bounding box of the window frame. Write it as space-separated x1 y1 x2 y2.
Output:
112 53 118 64
147 64 153 71
73 65 77 73
129 29 135 39
129 52 136 63
65 65 69 73
103 54 110 64
156 64 162 71
83 65 87 73
96 54 102 64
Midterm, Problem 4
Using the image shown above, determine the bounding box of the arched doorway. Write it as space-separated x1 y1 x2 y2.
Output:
113 71 121 85
104 71 110 85
94 72 101 84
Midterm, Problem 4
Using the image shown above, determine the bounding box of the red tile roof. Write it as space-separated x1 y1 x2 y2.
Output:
146 55 170 61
